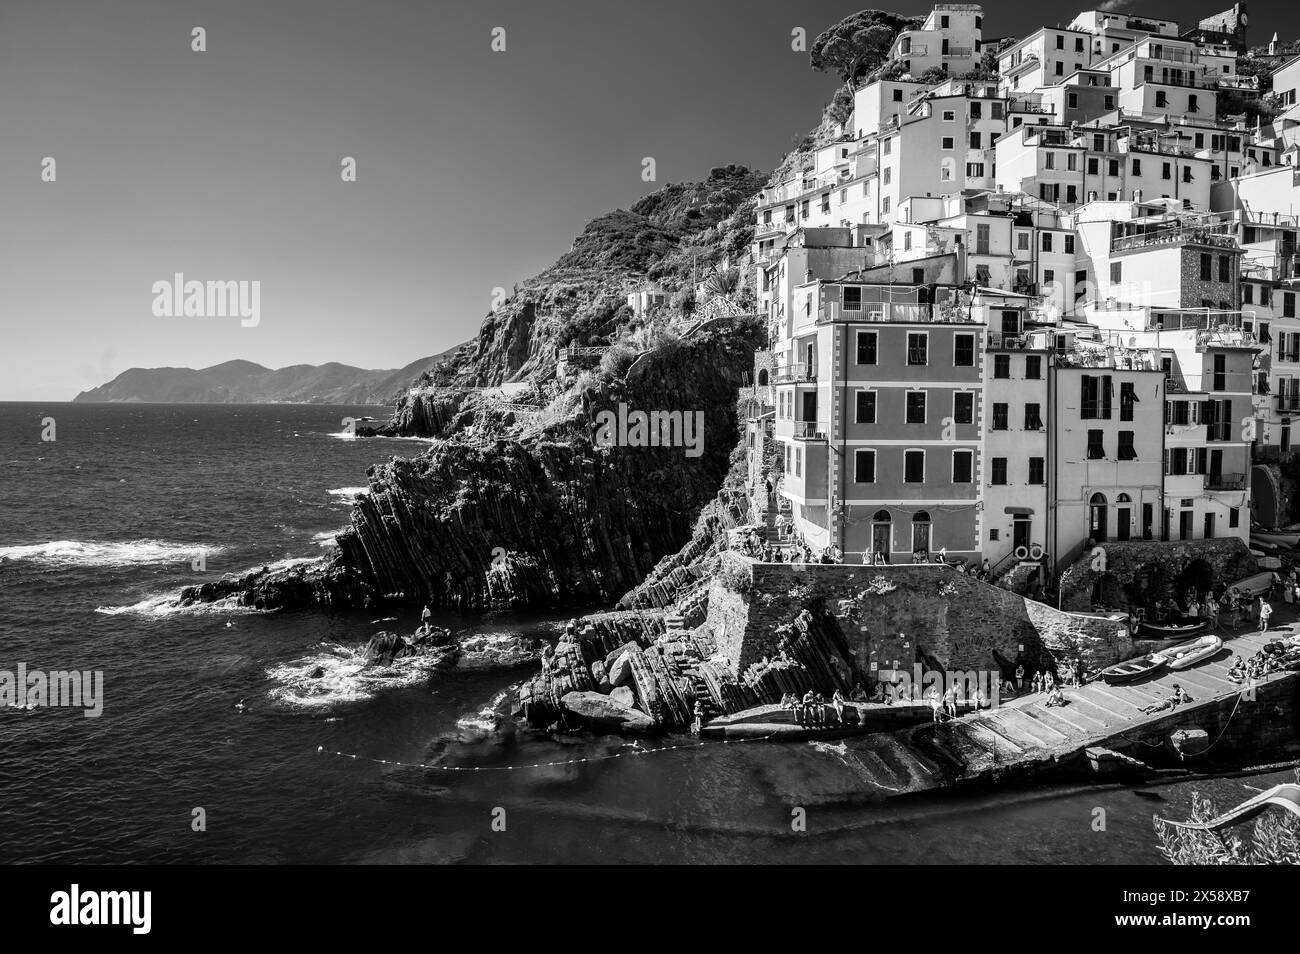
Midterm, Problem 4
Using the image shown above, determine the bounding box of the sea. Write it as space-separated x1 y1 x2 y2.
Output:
0 402 1289 864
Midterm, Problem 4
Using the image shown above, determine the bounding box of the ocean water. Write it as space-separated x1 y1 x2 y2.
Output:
0 402 1282 864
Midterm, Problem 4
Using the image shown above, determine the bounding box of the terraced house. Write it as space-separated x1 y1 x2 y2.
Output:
749 1 1300 588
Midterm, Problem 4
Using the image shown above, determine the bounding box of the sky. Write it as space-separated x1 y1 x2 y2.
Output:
2 0 1298 400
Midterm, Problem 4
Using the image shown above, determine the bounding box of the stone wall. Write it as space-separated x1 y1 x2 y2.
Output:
706 552 1134 681
1056 537 1257 612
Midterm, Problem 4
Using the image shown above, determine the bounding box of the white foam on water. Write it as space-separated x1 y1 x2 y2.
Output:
0 539 224 568
312 529 346 547
326 430 357 441
266 644 436 710
457 631 539 669
456 689 512 732
256 556 319 573
326 487 370 502
95 593 264 618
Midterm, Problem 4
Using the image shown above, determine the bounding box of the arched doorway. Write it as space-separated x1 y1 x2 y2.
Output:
912 511 932 559
1175 558 1216 605
1089 492 1108 542
1116 493 1132 541
872 509 892 564
757 368 769 387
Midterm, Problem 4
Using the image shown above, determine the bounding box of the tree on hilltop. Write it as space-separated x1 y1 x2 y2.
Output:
810 10 923 92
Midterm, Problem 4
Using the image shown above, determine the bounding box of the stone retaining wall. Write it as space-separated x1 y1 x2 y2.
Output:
706 553 1134 680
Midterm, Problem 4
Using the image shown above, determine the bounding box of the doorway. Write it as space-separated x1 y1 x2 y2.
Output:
872 510 892 563
1088 493 1108 542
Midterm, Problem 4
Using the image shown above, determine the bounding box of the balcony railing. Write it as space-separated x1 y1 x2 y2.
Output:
1278 394 1300 411
819 301 968 324
792 421 829 441
775 363 816 384
945 45 973 58
1206 474 1247 491
1111 227 1237 252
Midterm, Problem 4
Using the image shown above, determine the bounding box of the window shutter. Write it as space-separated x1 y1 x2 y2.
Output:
1197 447 1208 474
1102 376 1113 418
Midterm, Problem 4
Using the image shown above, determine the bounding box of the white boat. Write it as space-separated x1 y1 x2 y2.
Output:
1225 571 1274 599
1156 634 1223 671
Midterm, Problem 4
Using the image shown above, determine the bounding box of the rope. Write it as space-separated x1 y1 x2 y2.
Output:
317 732 777 772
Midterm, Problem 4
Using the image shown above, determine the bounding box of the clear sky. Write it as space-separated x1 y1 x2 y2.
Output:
2 0 1296 400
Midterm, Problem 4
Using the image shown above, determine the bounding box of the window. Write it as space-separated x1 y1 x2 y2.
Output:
970 132 981 149
1045 152 1055 170
1068 92 1078 109
1025 355 1042 379
1285 292 1297 319
843 286 862 311
1229 507 1240 529
855 390 876 424
954 392 974 424
854 449 876 483
1132 159 1142 175
1064 235 1075 254
943 110 956 121
1118 431 1137 460
1087 429 1105 459
795 446 802 477
942 137 955 150
1055 35 1064 50
893 88 903 102
904 450 925 483
1081 374 1111 419
1110 261 1122 283
1200 253 1212 281
1156 91 1167 108
1088 157 1099 175
1043 268 1055 285
1218 255 1229 282
952 450 973 484
905 391 927 424
1104 95 1114 110
856 331 877 365
1120 381 1137 421
1189 94 1198 112
907 333 927 366
1017 232 1029 251
1108 159 1119 177
1024 403 1043 430
1042 233 1054 252
992 403 1009 430
994 354 1011 378
1028 457 1045 485
954 334 975 367
1183 166 1192 183
991 457 1008 485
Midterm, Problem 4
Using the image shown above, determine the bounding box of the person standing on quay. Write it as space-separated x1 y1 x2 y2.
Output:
1259 599 1273 634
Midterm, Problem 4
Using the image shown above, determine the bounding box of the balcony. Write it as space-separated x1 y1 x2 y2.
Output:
1111 226 1237 252
755 219 783 237
819 301 957 324
775 363 816 384
1206 474 1247 491
944 45 973 58
792 421 829 441
1277 351 1300 364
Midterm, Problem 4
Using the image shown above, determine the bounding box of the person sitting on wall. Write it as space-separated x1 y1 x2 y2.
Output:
790 693 805 725
851 682 869 703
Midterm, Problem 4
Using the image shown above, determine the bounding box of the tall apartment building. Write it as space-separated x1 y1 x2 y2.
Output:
772 279 983 561
888 4 985 79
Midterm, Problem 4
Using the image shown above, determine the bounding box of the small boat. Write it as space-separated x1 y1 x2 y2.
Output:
1251 530 1300 547
1225 571 1274 599
1099 652 1168 684
1136 618 1208 640
1156 634 1223 671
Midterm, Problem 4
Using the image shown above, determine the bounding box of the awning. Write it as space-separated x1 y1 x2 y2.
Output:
1004 506 1034 515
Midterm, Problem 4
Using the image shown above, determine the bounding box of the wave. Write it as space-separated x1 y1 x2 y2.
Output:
0 539 224 568
312 529 345 548
266 643 440 709
456 689 513 732
457 632 540 669
95 593 265 618
327 487 370 502
325 430 357 441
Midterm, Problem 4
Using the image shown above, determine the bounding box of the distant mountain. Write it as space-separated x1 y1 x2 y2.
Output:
72 349 463 405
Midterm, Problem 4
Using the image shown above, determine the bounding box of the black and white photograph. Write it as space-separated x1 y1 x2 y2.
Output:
2 0 1300 921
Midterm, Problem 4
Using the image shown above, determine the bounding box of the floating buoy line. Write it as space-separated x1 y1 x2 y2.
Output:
318 734 777 772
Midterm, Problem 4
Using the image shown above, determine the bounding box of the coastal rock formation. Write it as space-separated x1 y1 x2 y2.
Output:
561 691 656 733
176 562 376 611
